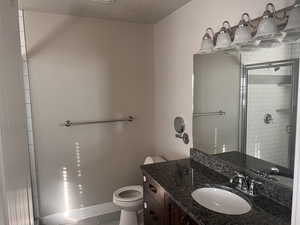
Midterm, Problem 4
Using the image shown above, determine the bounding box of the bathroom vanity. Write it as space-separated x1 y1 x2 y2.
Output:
142 169 197 225
141 42 300 225
141 153 291 225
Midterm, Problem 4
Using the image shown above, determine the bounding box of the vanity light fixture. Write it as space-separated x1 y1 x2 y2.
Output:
232 13 259 50
254 3 287 48
198 2 299 54
283 0 300 42
232 13 253 45
199 28 215 53
215 21 233 49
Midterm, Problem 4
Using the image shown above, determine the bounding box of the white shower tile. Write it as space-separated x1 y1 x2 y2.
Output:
25 103 32 117
24 90 31 104
23 75 30 90
27 131 34 145
23 61 28 73
27 117 33 131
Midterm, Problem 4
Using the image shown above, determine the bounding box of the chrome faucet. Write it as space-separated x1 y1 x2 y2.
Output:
230 171 262 196
230 171 246 190
248 179 262 196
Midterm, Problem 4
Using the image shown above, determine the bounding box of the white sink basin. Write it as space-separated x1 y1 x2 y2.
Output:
191 187 251 215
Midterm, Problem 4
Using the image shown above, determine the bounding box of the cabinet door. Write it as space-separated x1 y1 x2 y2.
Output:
166 196 197 225
143 174 166 225
143 174 165 205
144 191 164 225
143 174 197 225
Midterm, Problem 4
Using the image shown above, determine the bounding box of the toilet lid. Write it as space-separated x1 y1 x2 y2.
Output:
113 185 143 202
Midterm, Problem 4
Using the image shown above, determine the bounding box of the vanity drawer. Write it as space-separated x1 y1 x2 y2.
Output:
143 174 165 205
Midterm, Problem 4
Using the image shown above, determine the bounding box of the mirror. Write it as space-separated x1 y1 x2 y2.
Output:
193 43 300 188
193 51 240 153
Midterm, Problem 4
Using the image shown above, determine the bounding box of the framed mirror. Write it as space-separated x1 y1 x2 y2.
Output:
193 43 300 189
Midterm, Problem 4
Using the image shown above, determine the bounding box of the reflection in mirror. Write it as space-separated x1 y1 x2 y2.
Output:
193 43 300 189
241 59 298 171
193 51 240 154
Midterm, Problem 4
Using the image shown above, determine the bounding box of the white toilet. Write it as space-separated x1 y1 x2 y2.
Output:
113 156 166 225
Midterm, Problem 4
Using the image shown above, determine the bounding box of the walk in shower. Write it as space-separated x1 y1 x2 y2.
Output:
18 10 155 225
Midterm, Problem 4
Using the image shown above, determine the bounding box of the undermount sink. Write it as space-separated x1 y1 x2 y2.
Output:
191 186 251 215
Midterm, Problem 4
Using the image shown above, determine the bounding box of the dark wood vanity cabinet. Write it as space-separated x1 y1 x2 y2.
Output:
166 199 198 225
143 174 197 225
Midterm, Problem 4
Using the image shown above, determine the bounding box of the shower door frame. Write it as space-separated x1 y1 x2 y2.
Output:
239 59 299 171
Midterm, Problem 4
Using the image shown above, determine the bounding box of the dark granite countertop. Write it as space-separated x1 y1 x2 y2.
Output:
141 158 291 225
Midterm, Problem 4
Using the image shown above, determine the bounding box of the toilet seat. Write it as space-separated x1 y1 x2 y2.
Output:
113 185 143 202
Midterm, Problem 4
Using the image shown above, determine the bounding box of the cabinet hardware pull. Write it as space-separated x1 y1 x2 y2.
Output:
148 183 157 193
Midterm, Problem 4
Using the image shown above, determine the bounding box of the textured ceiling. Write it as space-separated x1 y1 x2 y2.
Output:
19 0 191 24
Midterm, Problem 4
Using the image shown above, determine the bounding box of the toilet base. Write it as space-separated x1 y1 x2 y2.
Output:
119 210 138 225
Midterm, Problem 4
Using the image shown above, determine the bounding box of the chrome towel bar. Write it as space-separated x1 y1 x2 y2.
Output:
62 116 134 127
193 110 226 117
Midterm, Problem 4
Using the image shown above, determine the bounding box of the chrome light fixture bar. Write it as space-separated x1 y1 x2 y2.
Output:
198 2 297 54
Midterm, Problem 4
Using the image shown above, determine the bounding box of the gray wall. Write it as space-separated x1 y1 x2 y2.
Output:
24 11 155 217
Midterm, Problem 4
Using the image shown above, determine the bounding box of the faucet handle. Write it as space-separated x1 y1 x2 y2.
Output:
251 179 263 185
270 167 280 174
249 179 263 196
230 171 246 189
234 171 245 178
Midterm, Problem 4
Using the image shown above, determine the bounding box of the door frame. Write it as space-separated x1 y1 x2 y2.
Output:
292 62 300 224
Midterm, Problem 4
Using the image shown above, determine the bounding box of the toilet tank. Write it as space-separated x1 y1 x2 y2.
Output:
144 156 166 165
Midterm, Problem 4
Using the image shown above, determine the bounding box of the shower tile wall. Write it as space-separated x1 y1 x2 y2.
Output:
23 10 154 219
19 10 38 221
243 44 300 168
246 84 291 167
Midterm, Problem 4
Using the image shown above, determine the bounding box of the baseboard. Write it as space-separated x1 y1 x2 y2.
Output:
41 202 120 225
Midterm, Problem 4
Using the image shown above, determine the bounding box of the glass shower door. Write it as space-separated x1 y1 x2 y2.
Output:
243 59 299 169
